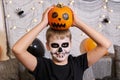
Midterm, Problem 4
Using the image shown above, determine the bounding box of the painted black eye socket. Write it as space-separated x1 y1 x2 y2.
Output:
52 12 58 18
62 42 69 48
51 43 59 48
62 13 69 20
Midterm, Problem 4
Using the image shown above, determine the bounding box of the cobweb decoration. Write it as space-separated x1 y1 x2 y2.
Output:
2 0 120 55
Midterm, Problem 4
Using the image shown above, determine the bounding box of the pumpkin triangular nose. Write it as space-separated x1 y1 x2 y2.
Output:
58 18 61 21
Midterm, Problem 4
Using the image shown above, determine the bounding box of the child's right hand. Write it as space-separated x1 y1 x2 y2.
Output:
40 6 54 28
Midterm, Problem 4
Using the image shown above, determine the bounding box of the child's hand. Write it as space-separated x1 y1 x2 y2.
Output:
72 11 87 30
41 5 54 27
72 11 80 28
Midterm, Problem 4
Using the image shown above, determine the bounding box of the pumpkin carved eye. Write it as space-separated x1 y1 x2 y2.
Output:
63 13 69 20
52 12 58 18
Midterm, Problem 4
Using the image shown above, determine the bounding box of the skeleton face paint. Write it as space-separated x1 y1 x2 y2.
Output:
49 37 71 62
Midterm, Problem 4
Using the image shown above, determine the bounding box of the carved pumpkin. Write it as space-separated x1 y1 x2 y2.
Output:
48 3 73 30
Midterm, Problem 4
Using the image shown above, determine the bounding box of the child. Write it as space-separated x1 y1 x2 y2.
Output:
12 5 111 80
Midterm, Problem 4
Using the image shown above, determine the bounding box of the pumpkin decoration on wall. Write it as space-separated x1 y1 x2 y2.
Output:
48 3 73 30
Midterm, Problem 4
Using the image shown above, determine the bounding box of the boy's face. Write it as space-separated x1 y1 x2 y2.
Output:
47 37 71 62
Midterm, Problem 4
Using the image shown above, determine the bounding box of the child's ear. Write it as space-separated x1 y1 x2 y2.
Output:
46 42 50 51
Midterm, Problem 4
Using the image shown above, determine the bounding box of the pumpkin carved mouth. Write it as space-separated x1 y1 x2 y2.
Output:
51 22 66 28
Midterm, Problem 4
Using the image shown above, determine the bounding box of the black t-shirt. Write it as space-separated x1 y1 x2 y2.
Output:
32 53 88 80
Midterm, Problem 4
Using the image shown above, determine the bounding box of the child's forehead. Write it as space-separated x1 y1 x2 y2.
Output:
49 36 70 42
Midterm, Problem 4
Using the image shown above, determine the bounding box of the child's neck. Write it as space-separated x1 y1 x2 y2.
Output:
53 58 68 65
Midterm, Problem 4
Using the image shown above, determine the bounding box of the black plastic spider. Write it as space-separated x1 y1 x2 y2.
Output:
16 8 24 16
102 18 109 24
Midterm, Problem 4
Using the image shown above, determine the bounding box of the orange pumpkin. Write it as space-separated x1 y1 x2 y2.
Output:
48 3 73 30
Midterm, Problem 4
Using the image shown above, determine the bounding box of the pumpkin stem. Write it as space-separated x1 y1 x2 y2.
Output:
57 3 64 8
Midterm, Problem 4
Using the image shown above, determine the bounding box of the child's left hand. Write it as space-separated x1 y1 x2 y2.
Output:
72 11 81 28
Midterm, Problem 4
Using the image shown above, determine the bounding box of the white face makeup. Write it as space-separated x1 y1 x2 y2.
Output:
49 37 71 62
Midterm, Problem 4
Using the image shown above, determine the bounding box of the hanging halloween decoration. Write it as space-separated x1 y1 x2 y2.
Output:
102 18 109 24
80 38 97 53
16 8 25 18
100 15 110 24
48 3 73 30
27 38 45 57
